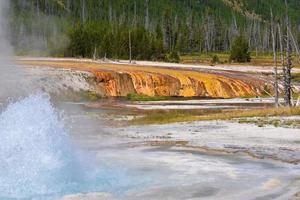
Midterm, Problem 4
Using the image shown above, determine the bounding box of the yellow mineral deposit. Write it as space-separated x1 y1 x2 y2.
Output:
21 60 269 98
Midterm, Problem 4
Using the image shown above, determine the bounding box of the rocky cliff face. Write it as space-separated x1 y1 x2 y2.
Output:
21 60 272 98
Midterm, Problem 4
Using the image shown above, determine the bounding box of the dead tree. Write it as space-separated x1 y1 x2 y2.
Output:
129 29 132 63
288 27 300 61
284 0 292 107
285 30 292 107
253 20 260 57
80 0 86 23
287 27 300 106
203 14 216 52
270 8 279 107
133 1 137 27
145 0 150 30
278 23 285 104
93 47 97 60
108 2 113 22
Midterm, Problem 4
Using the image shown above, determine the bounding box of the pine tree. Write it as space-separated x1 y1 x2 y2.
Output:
230 35 251 63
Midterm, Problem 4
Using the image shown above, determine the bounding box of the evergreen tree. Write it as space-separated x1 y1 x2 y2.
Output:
230 35 251 63
9 0 300 58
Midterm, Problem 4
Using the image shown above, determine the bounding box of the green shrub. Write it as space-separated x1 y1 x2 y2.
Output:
127 93 170 101
166 51 180 63
230 35 251 63
85 91 102 101
210 55 220 65
292 73 300 82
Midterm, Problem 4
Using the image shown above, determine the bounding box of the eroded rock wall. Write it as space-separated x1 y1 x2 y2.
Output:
88 68 268 98
21 60 272 98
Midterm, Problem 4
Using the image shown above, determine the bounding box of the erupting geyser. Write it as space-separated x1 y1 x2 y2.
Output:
0 3 132 198
0 94 139 199
0 94 83 199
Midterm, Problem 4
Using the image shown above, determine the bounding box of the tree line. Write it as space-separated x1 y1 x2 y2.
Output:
7 0 300 106
268 0 300 107
9 0 300 59
67 22 170 61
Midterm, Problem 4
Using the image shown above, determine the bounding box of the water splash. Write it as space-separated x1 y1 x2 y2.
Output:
0 93 145 200
0 94 84 199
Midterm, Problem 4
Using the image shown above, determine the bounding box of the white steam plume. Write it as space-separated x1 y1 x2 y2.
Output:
0 0 12 58
0 1 26 102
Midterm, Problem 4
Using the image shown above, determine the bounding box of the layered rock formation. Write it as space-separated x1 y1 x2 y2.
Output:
21 60 272 98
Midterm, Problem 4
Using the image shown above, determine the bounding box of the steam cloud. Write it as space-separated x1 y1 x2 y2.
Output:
0 0 11 58
0 1 26 102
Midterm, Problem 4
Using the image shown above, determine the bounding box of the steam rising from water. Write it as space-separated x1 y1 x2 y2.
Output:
0 3 136 199
0 0 11 57
0 94 140 199
0 94 83 199
0 0 22 101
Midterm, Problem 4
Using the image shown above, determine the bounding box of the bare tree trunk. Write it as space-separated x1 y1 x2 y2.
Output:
288 27 300 62
204 14 215 52
253 21 260 57
270 8 279 107
278 23 285 70
36 0 40 17
109 2 112 22
145 0 149 30
262 26 270 53
278 23 285 106
129 30 132 63
297 96 300 106
248 19 254 49
133 1 137 27
173 15 178 51
285 31 292 106
81 0 86 23
93 47 97 60
284 0 292 107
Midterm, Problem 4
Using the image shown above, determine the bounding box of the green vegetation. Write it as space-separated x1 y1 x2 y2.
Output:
126 94 171 101
131 109 219 125
181 53 229 64
211 55 220 65
292 73 300 82
238 118 300 128
165 51 180 63
68 22 165 60
9 0 300 60
131 107 300 125
230 35 251 63
84 91 102 101
180 52 300 68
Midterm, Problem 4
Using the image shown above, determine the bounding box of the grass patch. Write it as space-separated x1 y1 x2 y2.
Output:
238 118 300 128
292 73 300 82
82 91 102 101
127 93 171 101
131 109 220 125
180 52 300 68
131 107 300 125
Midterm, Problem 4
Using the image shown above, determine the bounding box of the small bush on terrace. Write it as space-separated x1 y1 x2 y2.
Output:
230 35 251 63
